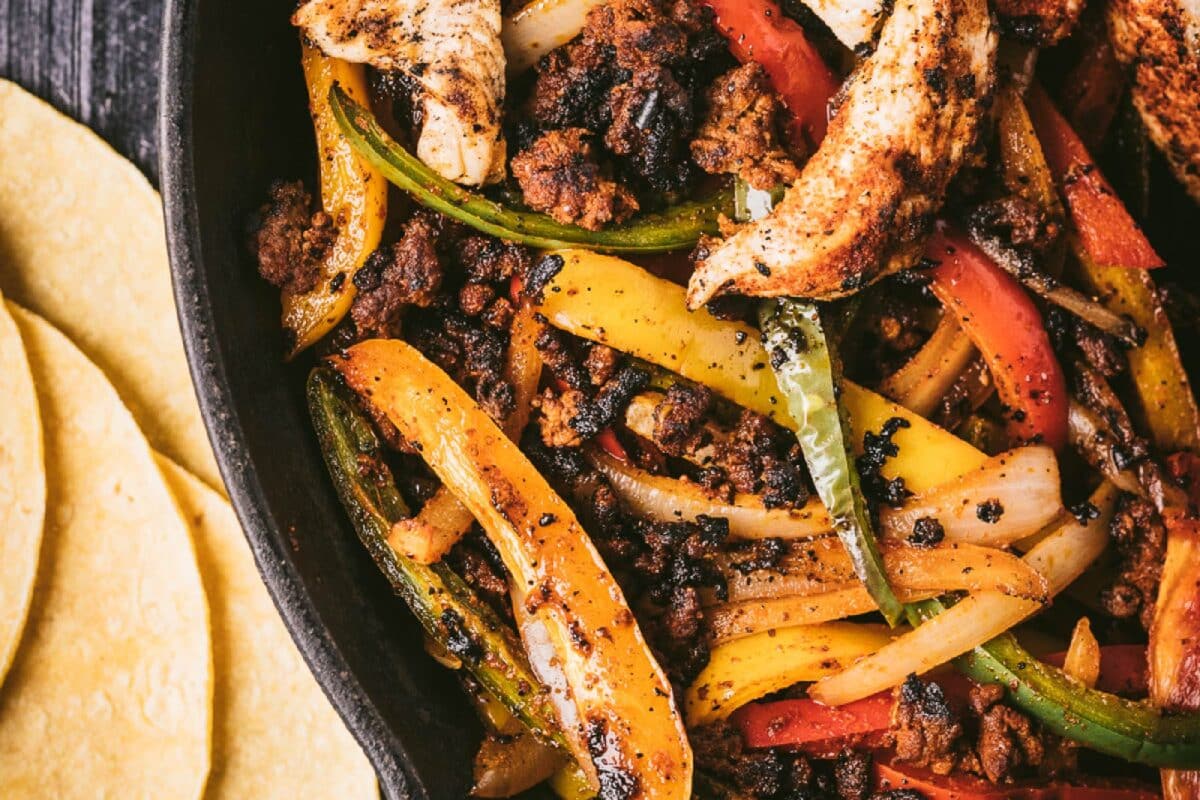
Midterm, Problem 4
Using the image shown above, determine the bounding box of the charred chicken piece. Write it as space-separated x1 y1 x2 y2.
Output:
293 0 507 186
686 0 996 307
1107 0 1200 202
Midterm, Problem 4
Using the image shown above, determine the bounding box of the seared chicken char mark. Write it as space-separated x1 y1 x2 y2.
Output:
686 0 997 307
1107 0 1200 202
294 0 507 186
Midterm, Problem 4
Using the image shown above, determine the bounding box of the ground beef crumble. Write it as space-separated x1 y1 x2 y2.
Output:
522 0 732 198
691 63 802 190
890 675 1053 784
251 180 338 295
892 676 963 775
715 410 812 509
511 128 640 229
351 211 445 337
653 382 715 456
1101 494 1166 630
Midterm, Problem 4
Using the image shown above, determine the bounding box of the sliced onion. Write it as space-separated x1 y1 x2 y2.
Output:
502 0 605 76
706 588 941 646
880 446 1063 546
590 450 833 539
472 732 567 798
878 314 976 417
595 443 1061 548
720 539 1049 604
1068 401 1144 496
1062 617 1101 688
808 482 1118 706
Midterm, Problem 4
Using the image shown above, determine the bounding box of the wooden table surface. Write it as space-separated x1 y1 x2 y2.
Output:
1 0 163 184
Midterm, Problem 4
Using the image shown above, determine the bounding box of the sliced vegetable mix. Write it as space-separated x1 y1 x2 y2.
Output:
329 340 693 797
532 250 988 492
306 368 569 750
329 86 732 253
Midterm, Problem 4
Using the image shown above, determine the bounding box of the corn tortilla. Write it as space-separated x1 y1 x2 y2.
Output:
0 79 220 491
155 455 378 799
0 304 212 799
0 296 44 687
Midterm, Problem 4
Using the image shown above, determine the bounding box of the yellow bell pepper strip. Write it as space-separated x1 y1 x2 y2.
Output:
760 299 902 624
685 622 897 726
1074 249 1200 454
329 86 731 254
532 249 987 493
996 86 1063 219
287 47 388 356
306 367 570 752
331 339 692 798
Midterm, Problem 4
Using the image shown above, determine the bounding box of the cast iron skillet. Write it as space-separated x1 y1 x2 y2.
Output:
159 2 484 797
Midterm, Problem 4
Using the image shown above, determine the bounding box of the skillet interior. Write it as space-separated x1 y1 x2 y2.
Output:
159 1 483 797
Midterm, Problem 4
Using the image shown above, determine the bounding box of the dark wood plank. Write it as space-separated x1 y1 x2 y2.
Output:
0 0 163 185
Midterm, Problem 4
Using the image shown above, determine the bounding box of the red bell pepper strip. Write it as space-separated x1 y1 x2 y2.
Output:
926 228 1069 451
876 761 1161 800
1025 84 1164 270
736 647 1145 755
733 692 894 753
699 0 839 148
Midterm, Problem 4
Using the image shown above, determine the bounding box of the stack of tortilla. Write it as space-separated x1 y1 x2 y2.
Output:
0 80 378 799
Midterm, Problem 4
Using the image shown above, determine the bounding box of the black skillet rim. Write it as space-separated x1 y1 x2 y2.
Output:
157 2 417 796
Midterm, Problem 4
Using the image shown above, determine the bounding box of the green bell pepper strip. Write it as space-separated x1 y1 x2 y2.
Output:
906 599 1200 768
328 85 732 254
759 300 904 625
307 367 570 752
736 177 902 626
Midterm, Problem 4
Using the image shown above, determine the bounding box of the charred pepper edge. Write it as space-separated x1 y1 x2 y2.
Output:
328 85 733 254
906 599 1200 768
306 367 572 753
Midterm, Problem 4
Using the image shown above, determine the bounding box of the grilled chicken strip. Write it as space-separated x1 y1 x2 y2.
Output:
294 0 507 186
686 0 997 308
1107 0 1200 202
